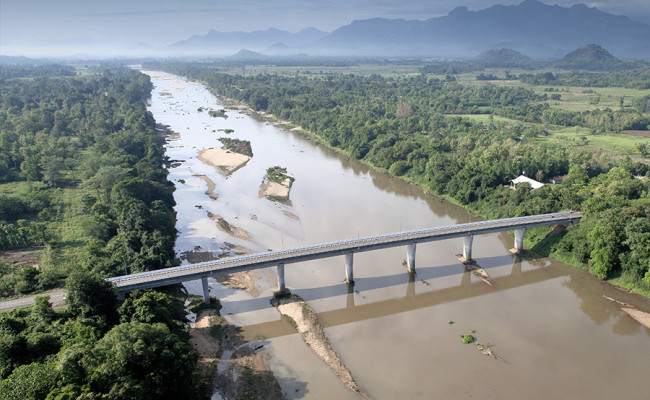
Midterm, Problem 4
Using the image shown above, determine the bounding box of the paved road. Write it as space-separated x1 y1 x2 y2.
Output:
109 211 581 292
0 289 67 312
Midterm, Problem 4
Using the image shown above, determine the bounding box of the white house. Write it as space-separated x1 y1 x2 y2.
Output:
511 175 545 191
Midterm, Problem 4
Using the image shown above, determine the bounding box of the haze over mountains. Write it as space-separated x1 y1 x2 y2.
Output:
1 1 650 60
170 0 650 60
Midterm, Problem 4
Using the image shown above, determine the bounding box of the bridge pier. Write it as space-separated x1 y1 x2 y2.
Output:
459 235 474 263
406 244 416 273
117 291 125 302
275 263 290 295
201 277 210 303
512 228 526 254
345 253 354 285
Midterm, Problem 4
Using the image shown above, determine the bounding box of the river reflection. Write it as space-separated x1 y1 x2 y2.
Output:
145 70 650 400
239 256 561 342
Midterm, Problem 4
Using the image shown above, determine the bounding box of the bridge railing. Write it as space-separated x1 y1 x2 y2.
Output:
108 211 581 300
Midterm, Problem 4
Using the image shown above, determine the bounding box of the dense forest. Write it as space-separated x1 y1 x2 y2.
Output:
147 62 650 294
0 66 208 399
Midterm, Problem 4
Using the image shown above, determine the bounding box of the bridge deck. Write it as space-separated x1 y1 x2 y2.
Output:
108 211 580 292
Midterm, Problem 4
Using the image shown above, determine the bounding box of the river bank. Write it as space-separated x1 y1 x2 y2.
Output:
187 297 285 399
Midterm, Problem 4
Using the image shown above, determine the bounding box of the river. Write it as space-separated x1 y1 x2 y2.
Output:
144 70 650 400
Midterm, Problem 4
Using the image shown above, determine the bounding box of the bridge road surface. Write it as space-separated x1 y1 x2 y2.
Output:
108 211 581 293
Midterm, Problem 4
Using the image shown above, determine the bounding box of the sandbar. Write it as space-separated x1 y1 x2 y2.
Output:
197 147 251 176
259 177 292 200
621 307 650 329
272 294 367 397
193 174 219 200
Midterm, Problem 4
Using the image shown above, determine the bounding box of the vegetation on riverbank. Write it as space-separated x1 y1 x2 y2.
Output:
0 66 209 399
218 137 253 157
266 166 294 184
260 166 294 202
145 61 650 296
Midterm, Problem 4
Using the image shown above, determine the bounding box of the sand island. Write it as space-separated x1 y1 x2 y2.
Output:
259 166 294 201
197 137 252 176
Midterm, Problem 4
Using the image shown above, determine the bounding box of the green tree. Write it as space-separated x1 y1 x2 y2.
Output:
0 361 58 400
65 270 119 328
83 322 199 400
119 290 187 335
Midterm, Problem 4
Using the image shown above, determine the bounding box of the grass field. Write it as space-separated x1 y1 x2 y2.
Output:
531 86 649 111
443 113 523 124
537 127 650 155
445 114 650 157
0 181 88 264
464 70 650 111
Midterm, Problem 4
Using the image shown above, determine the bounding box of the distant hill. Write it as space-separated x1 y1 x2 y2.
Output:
229 49 268 61
169 0 650 60
552 44 650 70
555 44 621 70
170 27 328 56
312 0 650 59
476 48 534 67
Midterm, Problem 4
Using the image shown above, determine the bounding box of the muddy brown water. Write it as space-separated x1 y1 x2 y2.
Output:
144 70 650 400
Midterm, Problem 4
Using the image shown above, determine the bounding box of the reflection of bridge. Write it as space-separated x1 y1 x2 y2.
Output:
108 211 580 301
239 258 563 341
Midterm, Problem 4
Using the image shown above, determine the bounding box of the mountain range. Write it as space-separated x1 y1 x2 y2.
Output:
169 0 650 60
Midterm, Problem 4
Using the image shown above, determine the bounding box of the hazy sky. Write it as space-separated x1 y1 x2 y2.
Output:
1 0 649 56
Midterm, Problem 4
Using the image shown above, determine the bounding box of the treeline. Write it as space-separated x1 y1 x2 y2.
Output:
518 68 650 89
497 102 650 131
420 62 650 88
0 64 77 80
0 66 208 399
148 62 650 293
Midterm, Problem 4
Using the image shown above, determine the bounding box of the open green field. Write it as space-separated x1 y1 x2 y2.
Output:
532 86 648 111
443 113 523 124
445 114 650 157
538 126 650 155
465 72 650 111
0 181 88 262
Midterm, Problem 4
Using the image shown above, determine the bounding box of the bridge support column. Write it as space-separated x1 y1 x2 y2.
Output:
345 253 354 285
460 235 474 263
117 291 125 302
406 244 416 273
512 228 526 254
201 277 210 303
275 263 290 295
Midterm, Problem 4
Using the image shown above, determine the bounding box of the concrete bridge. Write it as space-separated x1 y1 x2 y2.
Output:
107 211 581 301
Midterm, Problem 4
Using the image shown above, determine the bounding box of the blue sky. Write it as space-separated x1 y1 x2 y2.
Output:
1 0 649 56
